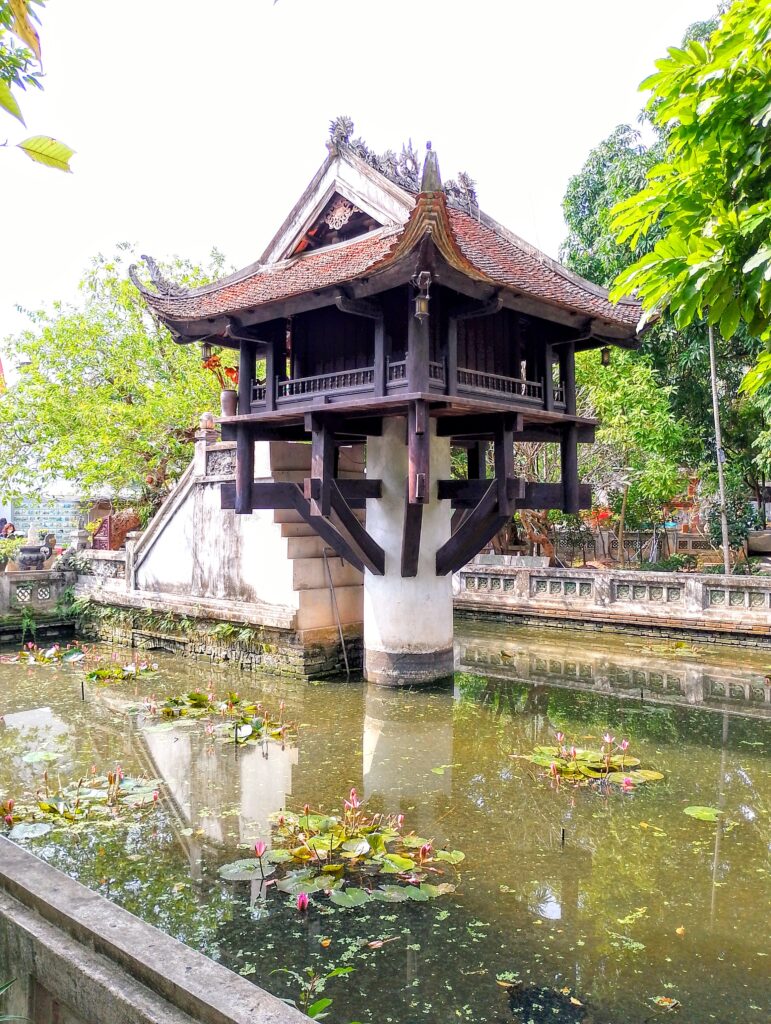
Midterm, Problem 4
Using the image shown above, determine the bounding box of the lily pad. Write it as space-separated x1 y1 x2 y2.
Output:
218 858 276 881
22 750 60 764
435 849 465 865
330 886 371 908
683 806 722 822
9 822 52 840
342 838 371 856
379 853 415 873
401 835 430 849
266 848 294 864
276 870 335 896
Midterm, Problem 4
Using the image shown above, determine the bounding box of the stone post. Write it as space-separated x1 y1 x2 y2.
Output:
124 531 142 593
363 417 454 686
70 528 89 552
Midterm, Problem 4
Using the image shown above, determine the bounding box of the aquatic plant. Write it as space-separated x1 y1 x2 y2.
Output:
2 766 162 840
85 660 158 684
149 690 296 743
515 731 664 788
0 642 86 666
218 790 464 909
273 964 354 1020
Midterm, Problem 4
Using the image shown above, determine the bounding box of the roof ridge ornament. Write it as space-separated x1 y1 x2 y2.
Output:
420 141 442 193
128 255 189 297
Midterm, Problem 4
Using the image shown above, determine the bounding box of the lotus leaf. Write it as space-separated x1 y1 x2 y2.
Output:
218 858 277 881
8 822 52 840
683 806 722 821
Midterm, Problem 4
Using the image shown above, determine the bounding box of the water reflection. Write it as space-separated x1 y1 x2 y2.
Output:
1 630 770 1024
457 621 771 716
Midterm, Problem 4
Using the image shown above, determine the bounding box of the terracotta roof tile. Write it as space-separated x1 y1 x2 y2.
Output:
141 199 639 334
448 208 640 329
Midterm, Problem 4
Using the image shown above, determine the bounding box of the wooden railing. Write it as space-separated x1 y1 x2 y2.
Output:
553 385 565 404
457 368 543 400
251 381 267 404
387 360 407 383
277 367 375 401
429 361 446 384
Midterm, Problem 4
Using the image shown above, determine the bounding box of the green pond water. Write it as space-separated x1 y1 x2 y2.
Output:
1 622 770 1024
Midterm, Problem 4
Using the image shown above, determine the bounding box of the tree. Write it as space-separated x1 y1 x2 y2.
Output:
1 0 73 170
0 245 231 514
609 0 771 348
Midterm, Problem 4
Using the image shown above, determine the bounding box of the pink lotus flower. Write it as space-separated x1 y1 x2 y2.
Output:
152 791 159 803
296 892 309 912
419 842 433 861
349 788 360 809
278 815 285 827
549 761 560 778
4 814 12 826
603 733 615 746
303 803 310 816
569 746 578 759
254 840 267 859
397 814 405 829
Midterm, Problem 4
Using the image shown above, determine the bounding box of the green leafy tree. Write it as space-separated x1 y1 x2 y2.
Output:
609 0 771 347
1 0 73 170
0 245 231 512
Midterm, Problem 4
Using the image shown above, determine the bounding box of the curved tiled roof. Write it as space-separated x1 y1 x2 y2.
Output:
137 191 640 336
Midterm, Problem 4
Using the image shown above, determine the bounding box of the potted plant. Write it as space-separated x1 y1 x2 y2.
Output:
202 354 239 416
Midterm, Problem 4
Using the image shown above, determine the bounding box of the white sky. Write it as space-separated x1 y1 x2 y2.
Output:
0 0 713 355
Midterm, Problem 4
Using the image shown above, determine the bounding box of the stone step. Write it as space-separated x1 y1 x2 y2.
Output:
296 584 363 630
291 555 363 591
273 507 366 526
279 522 318 538
286 535 328 558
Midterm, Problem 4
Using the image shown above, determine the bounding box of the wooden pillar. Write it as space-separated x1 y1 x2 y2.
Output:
374 318 386 397
306 414 334 517
446 317 458 396
562 342 577 415
561 423 580 514
408 400 430 504
234 343 256 515
407 302 430 393
264 340 277 411
494 414 516 516
467 442 487 480
543 342 554 412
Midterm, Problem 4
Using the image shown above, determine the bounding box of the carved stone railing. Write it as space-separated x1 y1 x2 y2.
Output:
455 562 771 643
457 367 543 401
0 570 74 616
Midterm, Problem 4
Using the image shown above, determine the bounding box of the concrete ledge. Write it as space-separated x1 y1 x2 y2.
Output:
0 838 304 1024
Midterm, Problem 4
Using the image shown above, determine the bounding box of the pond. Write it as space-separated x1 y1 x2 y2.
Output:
1 622 769 1024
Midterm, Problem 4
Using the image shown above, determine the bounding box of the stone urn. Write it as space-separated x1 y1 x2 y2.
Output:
220 389 238 417
16 526 47 571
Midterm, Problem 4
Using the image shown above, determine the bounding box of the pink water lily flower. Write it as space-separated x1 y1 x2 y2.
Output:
620 739 630 751
296 892 309 912
621 777 634 791
603 733 615 746
254 840 267 859
555 731 565 744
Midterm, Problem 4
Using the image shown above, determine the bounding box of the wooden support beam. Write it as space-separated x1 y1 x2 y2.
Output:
328 481 385 575
408 400 430 505
334 293 381 320
518 482 591 510
450 508 469 535
264 338 277 412
562 341 577 416
374 318 386 397
435 482 510 576
446 317 458 396
221 479 381 511
561 422 580 514
438 477 524 508
435 413 523 438
512 425 595 444
303 413 383 437
401 482 423 578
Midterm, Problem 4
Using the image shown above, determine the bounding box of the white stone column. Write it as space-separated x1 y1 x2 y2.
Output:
363 417 454 686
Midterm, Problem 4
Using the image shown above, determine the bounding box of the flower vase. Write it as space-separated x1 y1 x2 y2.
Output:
220 389 238 417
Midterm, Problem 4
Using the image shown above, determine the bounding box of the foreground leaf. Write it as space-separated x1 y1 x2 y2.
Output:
683 806 722 822
17 136 75 172
0 79 24 124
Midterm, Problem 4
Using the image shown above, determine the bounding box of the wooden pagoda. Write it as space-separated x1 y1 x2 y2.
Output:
133 122 641 684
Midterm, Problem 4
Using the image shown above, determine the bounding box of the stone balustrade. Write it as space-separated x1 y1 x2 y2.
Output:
455 563 771 645
0 570 73 616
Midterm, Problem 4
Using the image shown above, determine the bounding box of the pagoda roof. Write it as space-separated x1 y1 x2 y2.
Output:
132 138 642 343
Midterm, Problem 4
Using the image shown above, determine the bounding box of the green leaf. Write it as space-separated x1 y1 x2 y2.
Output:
307 997 333 1019
9 0 42 61
21 750 60 763
17 136 75 172
217 858 276 881
379 853 415 873
0 79 25 124
434 849 465 865
683 806 722 822
329 887 371 908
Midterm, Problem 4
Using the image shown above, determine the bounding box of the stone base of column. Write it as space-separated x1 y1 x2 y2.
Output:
364 646 455 687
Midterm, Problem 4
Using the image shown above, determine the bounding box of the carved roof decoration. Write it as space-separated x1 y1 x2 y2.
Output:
132 120 642 339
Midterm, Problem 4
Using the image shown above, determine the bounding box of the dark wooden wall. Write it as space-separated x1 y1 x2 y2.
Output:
293 306 375 377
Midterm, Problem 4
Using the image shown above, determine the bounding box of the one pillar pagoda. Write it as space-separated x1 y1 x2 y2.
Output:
133 121 641 687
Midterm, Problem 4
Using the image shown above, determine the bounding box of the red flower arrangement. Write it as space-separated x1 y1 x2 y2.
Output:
202 354 239 389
